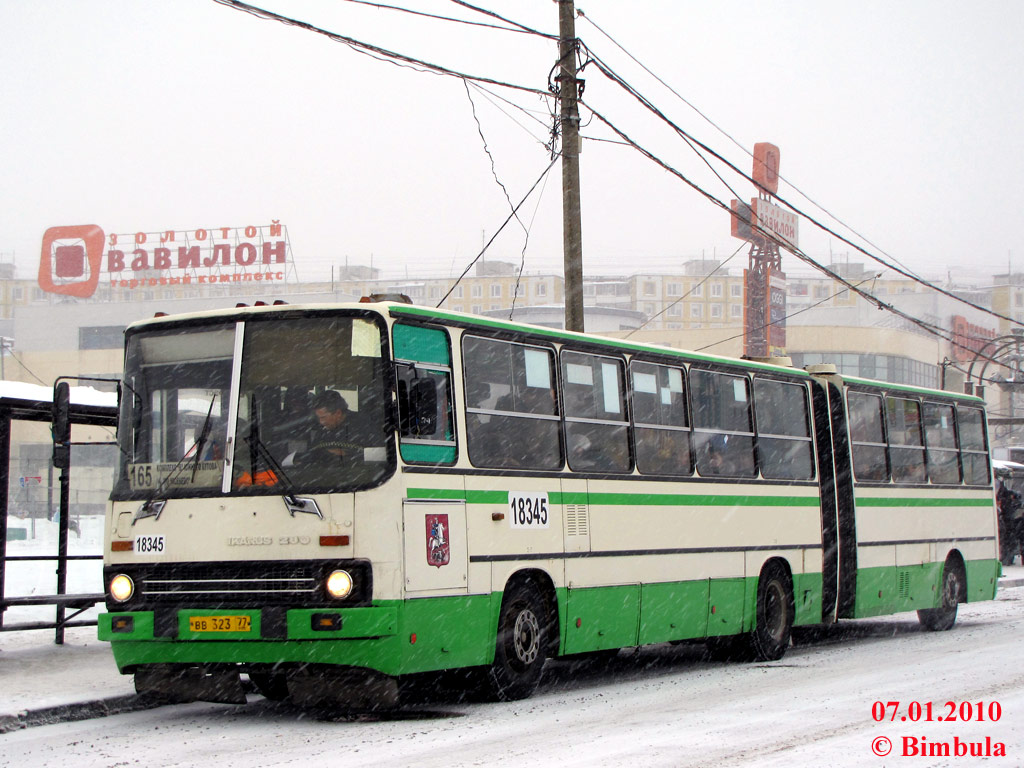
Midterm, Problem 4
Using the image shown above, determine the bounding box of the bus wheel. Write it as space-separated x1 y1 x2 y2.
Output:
750 563 794 662
250 672 289 701
917 561 962 631
485 582 548 701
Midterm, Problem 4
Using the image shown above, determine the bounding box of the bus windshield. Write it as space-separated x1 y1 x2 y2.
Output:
113 313 393 499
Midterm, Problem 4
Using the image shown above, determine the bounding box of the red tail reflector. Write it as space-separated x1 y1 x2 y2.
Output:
319 535 350 547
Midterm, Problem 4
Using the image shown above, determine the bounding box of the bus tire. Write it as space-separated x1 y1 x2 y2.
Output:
749 563 794 662
250 672 289 701
917 559 963 631
485 581 549 701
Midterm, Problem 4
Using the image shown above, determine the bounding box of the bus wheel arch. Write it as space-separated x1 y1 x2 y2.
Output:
917 551 966 631
484 569 558 701
750 558 795 661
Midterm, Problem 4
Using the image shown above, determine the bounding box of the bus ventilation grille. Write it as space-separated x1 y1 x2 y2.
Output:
898 570 912 599
565 504 589 537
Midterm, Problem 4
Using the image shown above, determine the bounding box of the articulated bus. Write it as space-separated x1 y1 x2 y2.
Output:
98 302 1000 705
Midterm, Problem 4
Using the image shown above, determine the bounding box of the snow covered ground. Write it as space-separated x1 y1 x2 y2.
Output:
1 536 1023 767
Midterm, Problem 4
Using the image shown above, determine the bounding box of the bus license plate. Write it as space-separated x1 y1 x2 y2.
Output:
188 615 251 633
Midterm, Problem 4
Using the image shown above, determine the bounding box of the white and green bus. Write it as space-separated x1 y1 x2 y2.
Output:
98 301 1000 705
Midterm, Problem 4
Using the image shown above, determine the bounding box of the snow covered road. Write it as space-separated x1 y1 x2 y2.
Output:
2 586 1023 767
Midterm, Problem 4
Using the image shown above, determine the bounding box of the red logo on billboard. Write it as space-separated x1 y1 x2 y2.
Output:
39 225 105 298
753 142 780 195
426 513 450 568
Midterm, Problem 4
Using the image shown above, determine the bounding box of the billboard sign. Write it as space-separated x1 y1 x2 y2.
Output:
38 225 106 298
39 221 292 299
730 199 753 241
752 142 781 195
751 198 799 250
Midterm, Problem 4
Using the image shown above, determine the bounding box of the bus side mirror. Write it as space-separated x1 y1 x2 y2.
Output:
52 381 71 469
410 379 438 437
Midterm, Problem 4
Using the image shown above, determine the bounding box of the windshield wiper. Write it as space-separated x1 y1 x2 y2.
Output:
189 395 218 482
134 395 218 524
243 395 321 519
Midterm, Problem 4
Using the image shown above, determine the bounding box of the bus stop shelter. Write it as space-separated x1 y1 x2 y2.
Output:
0 382 118 643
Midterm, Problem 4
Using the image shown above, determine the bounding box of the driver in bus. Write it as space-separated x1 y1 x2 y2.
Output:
289 390 361 472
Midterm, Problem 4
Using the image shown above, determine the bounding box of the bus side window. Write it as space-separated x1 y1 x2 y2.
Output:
393 323 456 466
396 363 455 464
463 336 561 470
752 378 814 481
958 405 991 485
631 361 692 476
923 401 960 484
691 369 756 478
562 351 630 473
886 397 926 483
847 391 888 482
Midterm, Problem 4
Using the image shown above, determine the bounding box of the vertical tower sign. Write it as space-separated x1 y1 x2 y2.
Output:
729 142 796 359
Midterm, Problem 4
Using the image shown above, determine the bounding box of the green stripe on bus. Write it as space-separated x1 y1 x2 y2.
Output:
407 488 820 507
855 497 994 507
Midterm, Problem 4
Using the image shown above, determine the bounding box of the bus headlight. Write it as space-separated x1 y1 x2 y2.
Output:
325 569 353 599
109 573 135 603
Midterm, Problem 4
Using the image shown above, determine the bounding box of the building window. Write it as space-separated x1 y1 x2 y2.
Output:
667 283 682 297
690 303 703 319
731 304 743 318
668 304 682 317
491 284 502 298
710 283 723 298
79 326 127 350
730 284 743 298
643 282 657 296
536 283 547 297
691 284 703 297
471 285 482 298
454 286 464 299
710 304 723 319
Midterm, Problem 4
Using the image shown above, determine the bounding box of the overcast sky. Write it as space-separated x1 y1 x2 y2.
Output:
3 0 1023 286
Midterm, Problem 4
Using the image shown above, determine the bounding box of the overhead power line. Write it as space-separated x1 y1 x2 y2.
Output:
625 242 745 338
437 157 559 307
447 0 558 40
579 101 1016 372
576 8 924 281
338 0 556 38
578 46 1022 330
211 0 552 97
695 273 883 353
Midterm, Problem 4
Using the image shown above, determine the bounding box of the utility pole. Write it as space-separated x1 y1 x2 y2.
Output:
558 0 584 332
